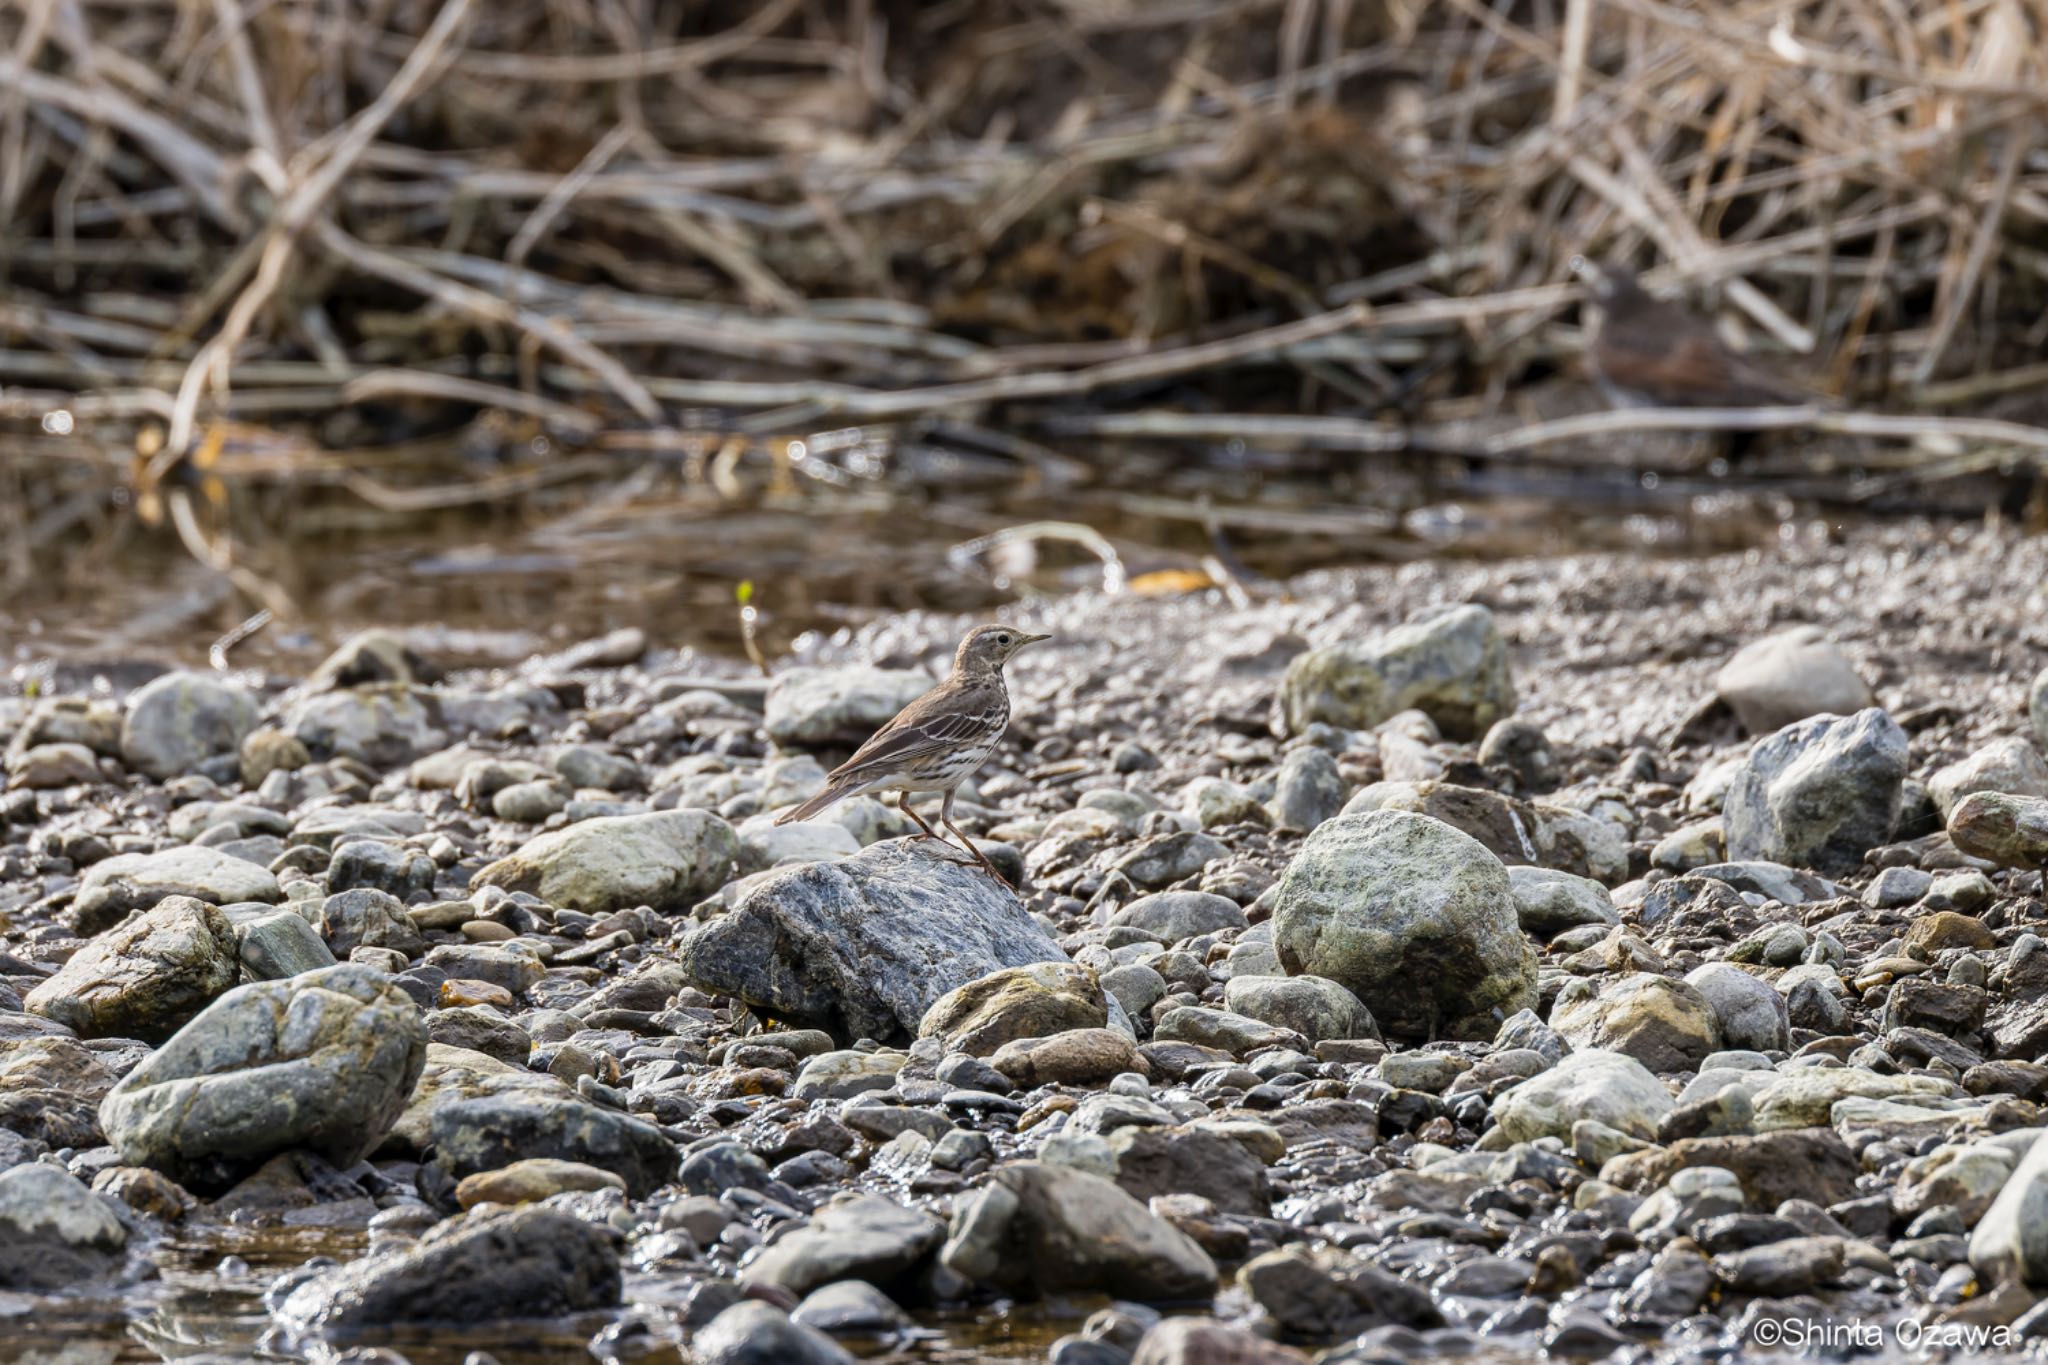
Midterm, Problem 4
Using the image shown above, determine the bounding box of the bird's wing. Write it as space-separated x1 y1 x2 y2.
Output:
825 680 1005 782
1600 331 1814 407
1601 308 1822 407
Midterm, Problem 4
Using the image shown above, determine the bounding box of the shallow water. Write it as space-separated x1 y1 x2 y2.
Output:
6 436 1800 677
0 1221 1083 1363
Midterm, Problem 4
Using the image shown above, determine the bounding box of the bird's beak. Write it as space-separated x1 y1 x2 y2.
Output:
1018 632 1052 648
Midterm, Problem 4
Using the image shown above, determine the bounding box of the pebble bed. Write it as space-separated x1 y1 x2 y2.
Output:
3 521 2048 1364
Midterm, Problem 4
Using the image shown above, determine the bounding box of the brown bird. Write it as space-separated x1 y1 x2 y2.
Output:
1573 257 1822 410
775 624 1050 886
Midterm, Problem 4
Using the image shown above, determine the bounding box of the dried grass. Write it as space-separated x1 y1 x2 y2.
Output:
5 0 2048 571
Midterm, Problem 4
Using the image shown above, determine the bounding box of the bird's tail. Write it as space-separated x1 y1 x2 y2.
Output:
775 779 857 826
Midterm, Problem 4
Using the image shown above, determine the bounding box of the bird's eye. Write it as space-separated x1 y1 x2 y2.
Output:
997 634 1011 645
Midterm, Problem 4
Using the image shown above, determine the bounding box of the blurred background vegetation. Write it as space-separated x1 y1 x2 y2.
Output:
3 0 2046 668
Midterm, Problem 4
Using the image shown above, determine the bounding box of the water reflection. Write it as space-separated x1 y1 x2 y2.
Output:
0 1221 1082 1364
5 441 1790 676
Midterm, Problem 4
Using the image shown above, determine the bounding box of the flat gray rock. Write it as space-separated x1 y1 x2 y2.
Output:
1278 604 1515 740
470 808 738 914
940 1161 1216 1303
765 666 933 747
741 1192 944 1296
1715 626 1871 735
70 846 282 936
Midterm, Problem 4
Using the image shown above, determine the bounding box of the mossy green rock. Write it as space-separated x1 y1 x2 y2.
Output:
470 809 738 913
1271 810 1535 1042
1748 1068 1955 1131
98 963 427 1194
1278 604 1514 740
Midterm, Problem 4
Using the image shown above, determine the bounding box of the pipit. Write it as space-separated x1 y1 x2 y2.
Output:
775 624 1050 886
1573 257 1822 409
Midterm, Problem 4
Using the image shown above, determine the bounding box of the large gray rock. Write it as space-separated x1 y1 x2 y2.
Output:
0 1164 129 1290
231 907 337 980
1491 1049 1674 1143
120 671 260 779
285 683 447 768
275 1205 618 1333
940 1161 1216 1303
741 1192 945 1296
70 845 283 936
1683 963 1789 1053
1551 973 1720 1073
1970 1127 2048 1289
1715 627 1872 735
471 809 738 914
1506 865 1618 936
1110 1124 1272 1216
2033 667 2048 756
1723 708 1909 874
1236 1244 1438 1341
766 666 933 747
27 895 239 1042
678 840 1069 1042
1110 891 1247 944
1108 832 1229 889
1270 811 1534 1042
1278 605 1514 741
736 815 863 875
1948 792 2048 869
1269 746 1347 831
426 1007 533 1066
918 962 1109 1056
1930 737 2048 819
1154 1007 1305 1057
315 888 426 958
1222 974 1378 1043
99 964 427 1194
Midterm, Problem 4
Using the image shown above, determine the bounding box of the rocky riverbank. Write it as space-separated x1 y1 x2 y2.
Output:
5 519 2048 1363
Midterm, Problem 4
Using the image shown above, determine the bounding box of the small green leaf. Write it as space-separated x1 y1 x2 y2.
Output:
735 580 754 606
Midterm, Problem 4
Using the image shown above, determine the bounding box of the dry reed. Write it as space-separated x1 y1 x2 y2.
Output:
4 0 2048 582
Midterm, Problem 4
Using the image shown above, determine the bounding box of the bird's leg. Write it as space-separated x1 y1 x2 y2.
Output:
942 788 1013 890
895 793 944 843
